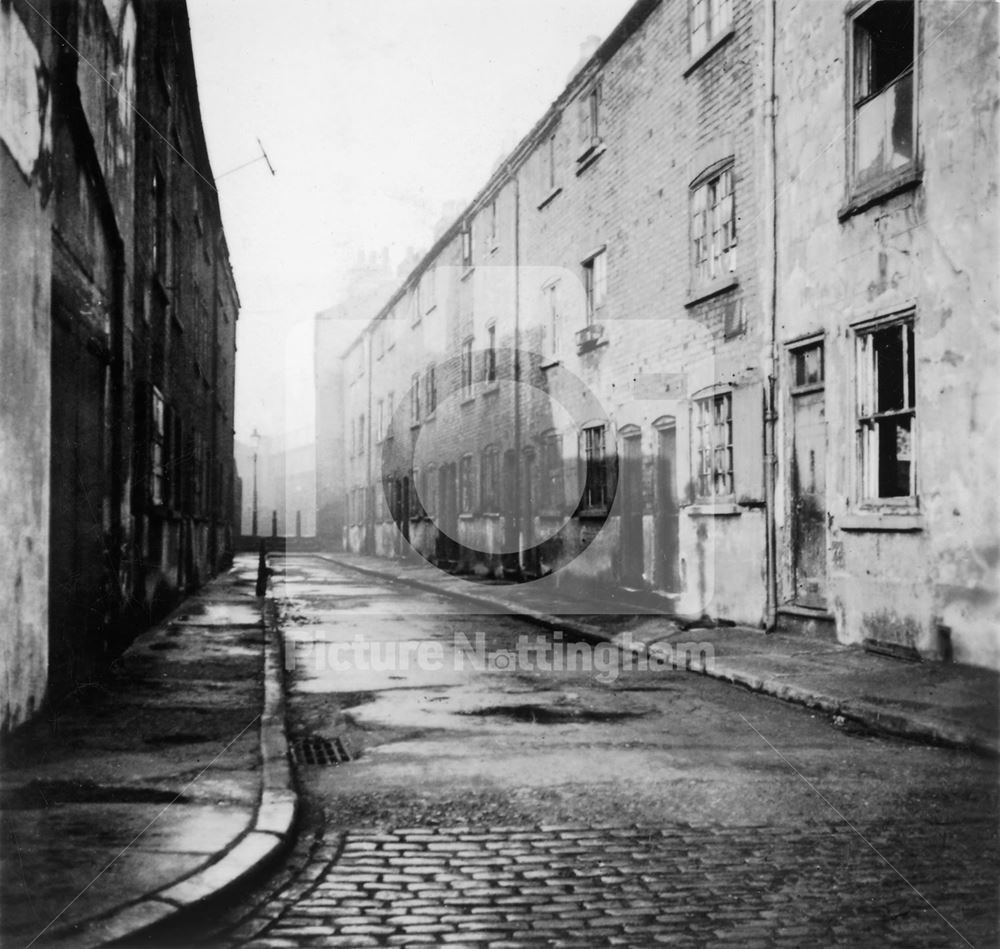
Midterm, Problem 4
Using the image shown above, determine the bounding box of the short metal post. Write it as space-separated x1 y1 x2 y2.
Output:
255 539 267 596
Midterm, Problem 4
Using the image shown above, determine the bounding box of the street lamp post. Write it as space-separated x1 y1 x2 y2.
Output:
251 427 261 537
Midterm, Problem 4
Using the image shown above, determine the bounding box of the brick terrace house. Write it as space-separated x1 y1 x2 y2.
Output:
1 0 239 732
321 0 770 620
315 0 999 670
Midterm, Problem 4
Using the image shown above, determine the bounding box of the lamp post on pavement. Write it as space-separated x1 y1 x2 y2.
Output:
251 427 261 537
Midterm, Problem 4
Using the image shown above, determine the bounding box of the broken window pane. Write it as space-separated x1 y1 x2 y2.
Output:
857 316 916 500
852 0 915 185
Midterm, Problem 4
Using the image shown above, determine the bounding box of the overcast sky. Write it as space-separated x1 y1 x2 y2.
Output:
187 0 637 447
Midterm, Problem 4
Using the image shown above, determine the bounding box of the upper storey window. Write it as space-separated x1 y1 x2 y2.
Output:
691 0 732 59
691 162 736 288
849 1 917 196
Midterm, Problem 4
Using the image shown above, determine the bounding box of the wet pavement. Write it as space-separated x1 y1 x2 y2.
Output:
0 557 290 949
195 554 999 948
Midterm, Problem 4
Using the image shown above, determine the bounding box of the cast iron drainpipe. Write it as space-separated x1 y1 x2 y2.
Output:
763 0 780 631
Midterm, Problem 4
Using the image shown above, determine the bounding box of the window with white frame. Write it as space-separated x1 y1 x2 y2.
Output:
583 250 607 325
856 315 916 501
691 163 736 287
376 399 384 442
850 0 916 191
690 0 732 58
578 80 602 159
411 284 421 326
386 392 394 437
461 337 474 397
695 392 733 499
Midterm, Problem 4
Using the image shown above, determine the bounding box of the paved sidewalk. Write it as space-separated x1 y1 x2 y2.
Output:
0 555 295 949
317 549 999 757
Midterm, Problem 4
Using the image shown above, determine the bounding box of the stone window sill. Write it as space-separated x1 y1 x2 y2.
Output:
539 358 561 371
685 502 741 516
838 166 922 221
685 274 738 308
838 512 924 532
683 27 735 77
537 186 562 210
576 142 606 175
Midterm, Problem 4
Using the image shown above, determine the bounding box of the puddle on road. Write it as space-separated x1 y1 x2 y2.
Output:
173 602 262 627
460 703 648 724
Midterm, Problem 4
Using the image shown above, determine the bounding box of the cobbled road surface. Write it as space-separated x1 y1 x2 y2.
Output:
177 554 997 949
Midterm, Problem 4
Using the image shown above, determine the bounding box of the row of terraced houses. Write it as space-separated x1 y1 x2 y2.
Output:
315 0 999 670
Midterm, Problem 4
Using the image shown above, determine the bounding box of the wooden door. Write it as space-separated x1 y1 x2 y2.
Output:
655 423 680 591
620 432 644 586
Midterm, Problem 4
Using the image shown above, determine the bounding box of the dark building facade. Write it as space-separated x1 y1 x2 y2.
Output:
1 0 238 733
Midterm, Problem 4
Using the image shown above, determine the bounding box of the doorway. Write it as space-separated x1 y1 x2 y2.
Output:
654 420 679 592
620 429 644 587
790 341 827 609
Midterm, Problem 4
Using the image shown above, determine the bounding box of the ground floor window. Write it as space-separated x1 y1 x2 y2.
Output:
694 392 733 499
481 446 500 512
460 454 474 513
856 314 916 500
581 424 609 510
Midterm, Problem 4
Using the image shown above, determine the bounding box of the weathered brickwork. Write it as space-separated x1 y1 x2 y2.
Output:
325 0 770 626
319 0 999 667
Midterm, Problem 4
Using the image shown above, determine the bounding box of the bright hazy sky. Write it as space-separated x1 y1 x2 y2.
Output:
187 0 637 447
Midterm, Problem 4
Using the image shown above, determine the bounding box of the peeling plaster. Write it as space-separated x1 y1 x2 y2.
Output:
0 5 49 179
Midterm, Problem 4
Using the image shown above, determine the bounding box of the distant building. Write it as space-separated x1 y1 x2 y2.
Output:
1 0 238 733
314 0 1000 670
236 428 316 538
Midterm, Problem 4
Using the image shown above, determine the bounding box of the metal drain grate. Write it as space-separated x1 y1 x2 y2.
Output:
290 734 353 766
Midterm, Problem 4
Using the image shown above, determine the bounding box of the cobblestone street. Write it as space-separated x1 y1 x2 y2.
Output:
186 556 997 948
212 819 995 948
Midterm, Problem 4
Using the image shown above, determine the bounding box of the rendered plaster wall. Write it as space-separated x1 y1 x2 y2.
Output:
774 0 1000 667
0 2 52 732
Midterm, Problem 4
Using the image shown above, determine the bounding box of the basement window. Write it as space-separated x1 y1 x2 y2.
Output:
856 314 916 501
